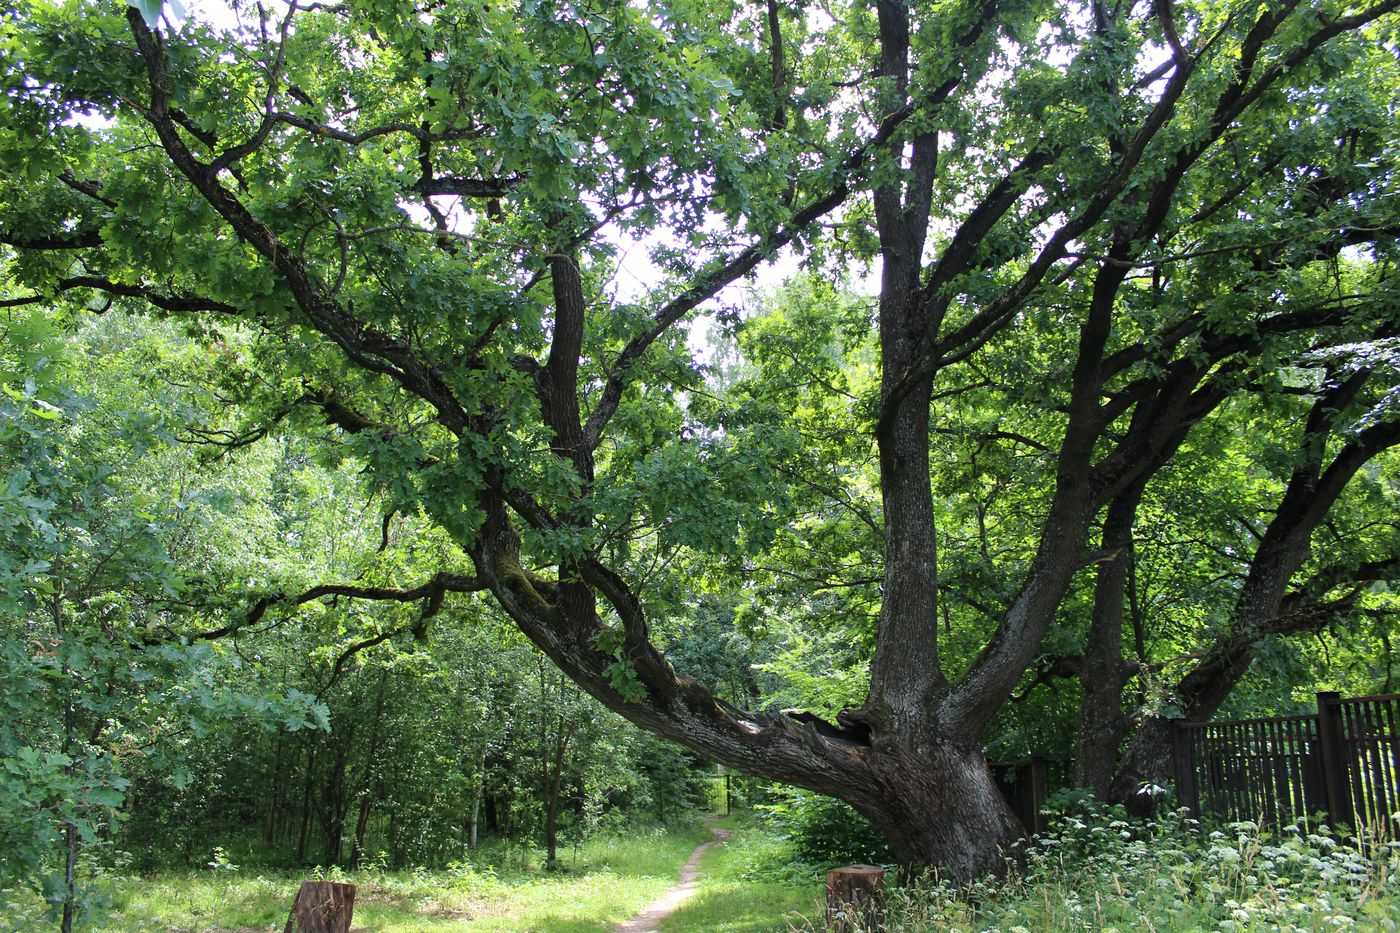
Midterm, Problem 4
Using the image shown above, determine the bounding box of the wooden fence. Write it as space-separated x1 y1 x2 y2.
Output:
1173 691 1400 834
996 756 1069 834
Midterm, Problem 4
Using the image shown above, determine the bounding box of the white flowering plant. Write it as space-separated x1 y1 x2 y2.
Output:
798 801 1398 932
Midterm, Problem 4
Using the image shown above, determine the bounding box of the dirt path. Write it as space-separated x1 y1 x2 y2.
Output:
613 816 731 933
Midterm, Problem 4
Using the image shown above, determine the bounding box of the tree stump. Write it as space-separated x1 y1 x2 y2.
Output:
826 864 884 932
282 881 356 933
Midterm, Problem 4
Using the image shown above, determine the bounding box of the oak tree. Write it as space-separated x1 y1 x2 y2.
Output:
2 0 1397 877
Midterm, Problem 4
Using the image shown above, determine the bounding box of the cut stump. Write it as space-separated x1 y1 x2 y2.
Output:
282 880 356 933
826 864 884 932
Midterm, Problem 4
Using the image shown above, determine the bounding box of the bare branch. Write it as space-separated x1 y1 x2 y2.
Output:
188 571 487 642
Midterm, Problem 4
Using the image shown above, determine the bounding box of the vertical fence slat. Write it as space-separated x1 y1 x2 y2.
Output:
1342 702 1363 829
1169 694 1400 834
1345 702 1371 830
1173 721 1199 820
1290 716 1308 822
1268 717 1285 828
1288 717 1300 820
1245 721 1258 823
1353 702 1375 829
1383 699 1400 838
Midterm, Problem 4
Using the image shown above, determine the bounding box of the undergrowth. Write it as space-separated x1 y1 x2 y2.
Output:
791 802 1399 932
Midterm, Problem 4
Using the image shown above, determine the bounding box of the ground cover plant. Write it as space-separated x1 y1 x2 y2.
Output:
782 804 1400 933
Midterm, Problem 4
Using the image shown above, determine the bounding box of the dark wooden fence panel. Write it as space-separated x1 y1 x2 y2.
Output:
1184 714 1321 827
1337 693 1400 833
1173 692 1400 835
991 757 1049 837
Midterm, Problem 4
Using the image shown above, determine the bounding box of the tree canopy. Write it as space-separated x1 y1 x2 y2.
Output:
2 0 1397 882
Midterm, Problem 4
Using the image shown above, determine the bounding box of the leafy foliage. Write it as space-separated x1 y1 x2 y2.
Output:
755 785 890 868
0 0 1398 892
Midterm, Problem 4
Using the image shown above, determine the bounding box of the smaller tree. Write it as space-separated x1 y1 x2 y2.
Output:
0 322 325 928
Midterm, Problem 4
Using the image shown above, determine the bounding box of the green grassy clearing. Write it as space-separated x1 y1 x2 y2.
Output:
1 822 717 933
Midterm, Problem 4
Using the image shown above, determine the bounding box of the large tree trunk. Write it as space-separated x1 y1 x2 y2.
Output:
854 746 1023 880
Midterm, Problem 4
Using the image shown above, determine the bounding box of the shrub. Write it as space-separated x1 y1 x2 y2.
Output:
754 785 891 866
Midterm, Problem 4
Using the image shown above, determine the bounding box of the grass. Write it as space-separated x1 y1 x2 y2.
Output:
1 821 719 933
669 806 1400 933
661 814 820 933
778 806 1400 933
11 806 1392 932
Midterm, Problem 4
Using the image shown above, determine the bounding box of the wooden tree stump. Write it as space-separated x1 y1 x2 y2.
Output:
826 864 884 932
282 881 356 933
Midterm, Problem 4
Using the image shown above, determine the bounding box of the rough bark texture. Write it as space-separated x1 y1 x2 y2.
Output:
827 865 885 933
1074 485 1145 797
283 881 355 933
855 745 1024 878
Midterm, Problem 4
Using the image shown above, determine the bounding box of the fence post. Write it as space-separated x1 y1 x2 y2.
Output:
1315 691 1354 831
1171 719 1200 820
1024 756 1048 835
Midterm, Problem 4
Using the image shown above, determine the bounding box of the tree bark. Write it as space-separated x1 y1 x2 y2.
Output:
854 744 1022 880
55 585 77 933
1111 388 1399 809
283 881 355 933
296 740 317 864
349 671 387 866
827 865 884 933
1074 483 1146 796
266 731 287 849
468 778 482 850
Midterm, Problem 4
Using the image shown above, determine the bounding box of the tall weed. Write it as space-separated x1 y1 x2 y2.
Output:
798 803 1399 932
